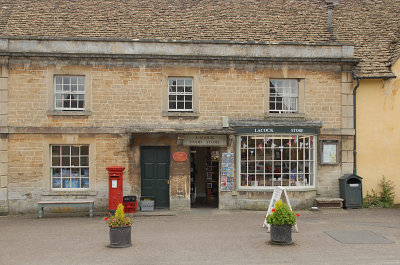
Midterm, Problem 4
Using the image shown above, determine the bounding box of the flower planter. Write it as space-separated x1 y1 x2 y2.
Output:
109 226 132 248
270 225 292 244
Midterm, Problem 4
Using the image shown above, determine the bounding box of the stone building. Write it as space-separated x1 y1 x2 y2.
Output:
0 0 398 215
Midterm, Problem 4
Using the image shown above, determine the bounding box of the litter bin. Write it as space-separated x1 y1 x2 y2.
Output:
339 174 363 208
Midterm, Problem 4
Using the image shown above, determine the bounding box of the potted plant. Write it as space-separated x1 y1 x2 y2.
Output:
266 200 299 244
105 203 133 248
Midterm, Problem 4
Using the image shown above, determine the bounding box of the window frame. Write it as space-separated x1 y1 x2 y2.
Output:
50 144 90 190
269 79 299 114
168 77 194 112
54 75 86 111
236 134 317 190
47 68 92 116
320 140 339 165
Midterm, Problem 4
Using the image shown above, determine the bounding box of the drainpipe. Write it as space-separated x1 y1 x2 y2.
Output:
353 78 360 175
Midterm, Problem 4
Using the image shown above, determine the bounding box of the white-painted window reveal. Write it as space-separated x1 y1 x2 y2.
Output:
54 76 85 110
51 145 89 189
239 135 315 188
168 77 193 111
269 79 298 113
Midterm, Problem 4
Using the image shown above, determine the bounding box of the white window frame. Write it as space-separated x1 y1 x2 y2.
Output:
50 145 90 190
236 134 316 190
54 76 85 111
269 79 298 114
168 77 193 112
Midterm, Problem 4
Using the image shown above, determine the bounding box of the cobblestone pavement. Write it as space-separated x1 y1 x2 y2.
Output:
0 208 399 265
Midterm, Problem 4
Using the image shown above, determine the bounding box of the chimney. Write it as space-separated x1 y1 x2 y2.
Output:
325 0 340 40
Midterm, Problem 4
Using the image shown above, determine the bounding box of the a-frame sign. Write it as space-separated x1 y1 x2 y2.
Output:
263 186 298 232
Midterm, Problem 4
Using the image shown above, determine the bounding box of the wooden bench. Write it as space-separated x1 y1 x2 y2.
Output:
38 200 94 218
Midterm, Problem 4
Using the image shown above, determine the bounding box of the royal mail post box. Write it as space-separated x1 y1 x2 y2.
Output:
106 166 125 212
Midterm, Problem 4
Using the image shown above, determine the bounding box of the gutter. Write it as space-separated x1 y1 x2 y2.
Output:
353 78 360 175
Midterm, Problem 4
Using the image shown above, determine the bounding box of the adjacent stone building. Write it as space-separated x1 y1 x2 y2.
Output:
0 0 399 215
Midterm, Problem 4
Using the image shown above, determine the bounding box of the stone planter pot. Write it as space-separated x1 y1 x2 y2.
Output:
270 225 292 244
109 226 132 248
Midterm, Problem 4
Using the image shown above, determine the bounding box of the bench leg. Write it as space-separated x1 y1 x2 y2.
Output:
38 206 43 218
89 204 94 217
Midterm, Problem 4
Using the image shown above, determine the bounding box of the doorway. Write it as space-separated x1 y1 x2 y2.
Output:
141 146 170 209
190 147 219 208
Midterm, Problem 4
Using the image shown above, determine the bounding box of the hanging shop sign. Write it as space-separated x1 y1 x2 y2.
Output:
173 151 188 162
183 135 227 147
235 127 320 134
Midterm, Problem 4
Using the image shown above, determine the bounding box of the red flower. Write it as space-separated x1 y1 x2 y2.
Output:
104 217 108 220
296 213 300 217
272 208 276 212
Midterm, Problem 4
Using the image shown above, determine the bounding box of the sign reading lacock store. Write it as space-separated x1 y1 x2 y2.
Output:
235 127 319 190
183 135 227 147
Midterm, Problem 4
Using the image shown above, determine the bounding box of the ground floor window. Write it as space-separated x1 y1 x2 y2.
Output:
239 135 315 188
51 145 89 189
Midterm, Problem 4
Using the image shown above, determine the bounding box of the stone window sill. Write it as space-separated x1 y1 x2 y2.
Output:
42 190 97 196
265 113 306 119
47 110 92 116
162 111 200 117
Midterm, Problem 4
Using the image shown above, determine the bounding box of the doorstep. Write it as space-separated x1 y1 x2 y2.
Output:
126 209 177 217
315 197 344 209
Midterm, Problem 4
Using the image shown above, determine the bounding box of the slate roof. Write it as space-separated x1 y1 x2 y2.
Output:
0 0 399 78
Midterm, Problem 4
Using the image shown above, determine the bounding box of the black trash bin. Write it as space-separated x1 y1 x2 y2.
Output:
339 174 363 208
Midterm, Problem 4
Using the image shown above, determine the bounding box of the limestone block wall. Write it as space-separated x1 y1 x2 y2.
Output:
4 57 354 213
7 58 345 131
0 135 7 215
7 133 132 214
0 62 8 215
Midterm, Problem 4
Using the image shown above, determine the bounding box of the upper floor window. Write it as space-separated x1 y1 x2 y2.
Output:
269 79 298 114
55 76 85 111
168 77 193 111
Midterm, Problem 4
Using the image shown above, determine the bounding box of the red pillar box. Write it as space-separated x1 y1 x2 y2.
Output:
106 166 125 213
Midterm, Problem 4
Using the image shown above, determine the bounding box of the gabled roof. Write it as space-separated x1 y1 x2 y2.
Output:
0 0 399 78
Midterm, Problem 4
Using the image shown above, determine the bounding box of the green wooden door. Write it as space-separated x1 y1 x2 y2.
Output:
141 146 170 209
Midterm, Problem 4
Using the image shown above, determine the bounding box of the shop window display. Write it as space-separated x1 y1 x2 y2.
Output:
240 135 315 188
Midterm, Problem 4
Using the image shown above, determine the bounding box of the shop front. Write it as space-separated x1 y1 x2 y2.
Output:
183 134 228 209
235 126 320 190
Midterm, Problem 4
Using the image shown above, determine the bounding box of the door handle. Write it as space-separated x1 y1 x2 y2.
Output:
167 180 170 185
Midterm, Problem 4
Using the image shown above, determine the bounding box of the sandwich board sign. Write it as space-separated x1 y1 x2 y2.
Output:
263 186 298 232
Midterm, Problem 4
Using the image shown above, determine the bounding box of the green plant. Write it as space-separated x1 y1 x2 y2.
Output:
266 200 298 226
105 203 133 227
363 176 395 208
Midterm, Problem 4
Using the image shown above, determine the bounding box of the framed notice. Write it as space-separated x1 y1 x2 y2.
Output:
321 141 339 165
221 153 234 191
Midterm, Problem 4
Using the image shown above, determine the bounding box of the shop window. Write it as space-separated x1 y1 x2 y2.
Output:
239 135 315 188
269 79 298 114
54 76 85 111
168 77 193 111
51 145 89 189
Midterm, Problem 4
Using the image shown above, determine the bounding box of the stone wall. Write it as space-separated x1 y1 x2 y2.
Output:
0 61 8 215
4 56 354 213
7 58 345 130
7 133 133 214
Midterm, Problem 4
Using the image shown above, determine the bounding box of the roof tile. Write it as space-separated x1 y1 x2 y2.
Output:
0 0 399 77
